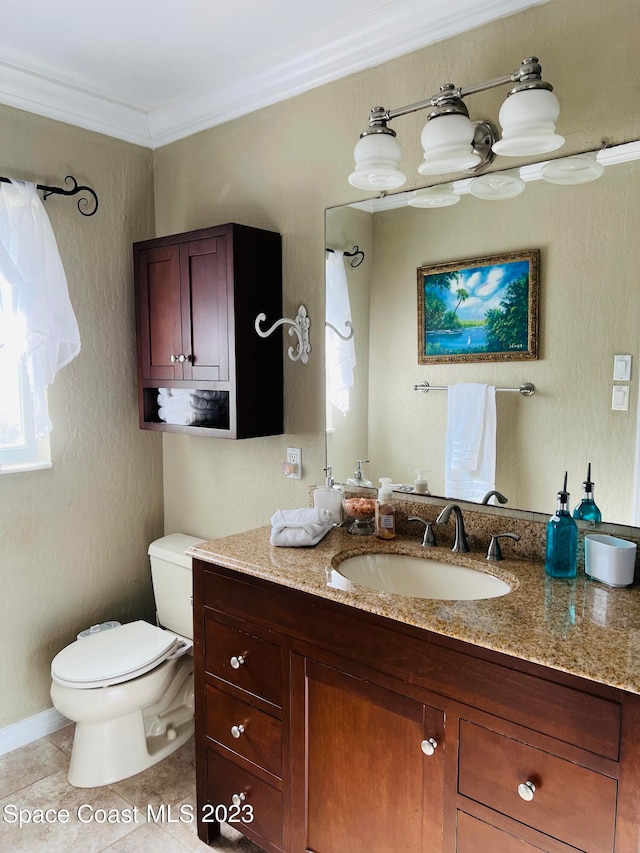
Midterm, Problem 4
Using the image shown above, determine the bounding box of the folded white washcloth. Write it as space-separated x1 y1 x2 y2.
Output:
270 508 333 547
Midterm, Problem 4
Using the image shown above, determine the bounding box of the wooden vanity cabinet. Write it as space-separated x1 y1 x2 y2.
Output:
290 656 445 853
193 560 640 853
134 223 283 438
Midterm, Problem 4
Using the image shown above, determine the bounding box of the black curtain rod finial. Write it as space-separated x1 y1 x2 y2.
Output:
326 244 365 267
0 174 99 217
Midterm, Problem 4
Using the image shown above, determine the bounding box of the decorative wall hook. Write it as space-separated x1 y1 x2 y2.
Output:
325 320 355 341
255 304 311 364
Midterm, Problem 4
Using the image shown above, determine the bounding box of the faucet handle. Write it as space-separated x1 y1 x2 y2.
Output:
486 532 520 561
408 516 437 547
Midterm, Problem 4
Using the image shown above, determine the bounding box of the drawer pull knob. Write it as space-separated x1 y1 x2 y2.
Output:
230 655 246 669
231 724 245 739
518 780 536 801
231 792 246 807
420 737 438 756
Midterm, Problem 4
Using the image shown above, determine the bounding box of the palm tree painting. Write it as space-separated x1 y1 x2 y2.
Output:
417 249 539 364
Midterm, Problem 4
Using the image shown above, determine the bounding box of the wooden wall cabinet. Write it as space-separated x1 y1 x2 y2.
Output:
134 223 283 439
193 561 640 852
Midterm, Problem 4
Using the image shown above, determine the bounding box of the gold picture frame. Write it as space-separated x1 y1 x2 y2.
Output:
417 249 539 364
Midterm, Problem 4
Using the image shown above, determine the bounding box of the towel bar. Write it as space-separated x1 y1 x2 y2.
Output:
413 381 535 396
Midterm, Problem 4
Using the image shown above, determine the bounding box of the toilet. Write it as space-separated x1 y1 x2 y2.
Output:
50 533 203 788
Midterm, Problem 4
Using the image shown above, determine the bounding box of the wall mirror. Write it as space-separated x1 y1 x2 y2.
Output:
325 141 640 526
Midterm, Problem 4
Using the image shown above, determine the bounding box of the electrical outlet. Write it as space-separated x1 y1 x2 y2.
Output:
285 447 302 479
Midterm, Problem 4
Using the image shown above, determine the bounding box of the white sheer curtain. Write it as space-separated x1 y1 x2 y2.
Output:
325 250 356 414
0 180 80 437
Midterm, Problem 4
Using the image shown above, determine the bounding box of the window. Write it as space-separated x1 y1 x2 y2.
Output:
0 274 51 472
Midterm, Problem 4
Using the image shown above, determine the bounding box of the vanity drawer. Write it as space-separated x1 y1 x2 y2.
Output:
206 683 282 777
205 614 281 707
457 811 554 852
458 720 617 852
206 748 283 851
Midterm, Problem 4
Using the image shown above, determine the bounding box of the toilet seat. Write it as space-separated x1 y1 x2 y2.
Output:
51 620 189 689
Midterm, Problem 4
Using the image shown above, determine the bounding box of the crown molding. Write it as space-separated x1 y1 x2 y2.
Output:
0 0 548 149
0 63 151 147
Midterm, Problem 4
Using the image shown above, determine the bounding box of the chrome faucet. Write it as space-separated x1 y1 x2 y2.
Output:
436 503 470 552
481 490 508 505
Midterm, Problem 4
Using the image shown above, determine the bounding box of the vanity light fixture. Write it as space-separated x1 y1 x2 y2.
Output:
348 57 564 191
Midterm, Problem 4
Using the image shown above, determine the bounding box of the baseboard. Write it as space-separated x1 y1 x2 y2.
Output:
0 708 71 757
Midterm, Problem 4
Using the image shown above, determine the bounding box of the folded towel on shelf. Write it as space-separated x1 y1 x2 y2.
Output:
158 407 217 426
191 389 226 401
445 383 497 502
270 508 333 547
190 393 223 410
157 387 191 405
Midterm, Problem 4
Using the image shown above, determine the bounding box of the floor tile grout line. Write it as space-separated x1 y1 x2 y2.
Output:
0 766 67 801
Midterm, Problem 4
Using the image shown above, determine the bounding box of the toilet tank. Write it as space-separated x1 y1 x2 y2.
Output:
148 533 204 640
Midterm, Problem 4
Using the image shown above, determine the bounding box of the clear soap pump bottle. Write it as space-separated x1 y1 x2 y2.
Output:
313 467 343 526
545 471 578 579
573 463 602 524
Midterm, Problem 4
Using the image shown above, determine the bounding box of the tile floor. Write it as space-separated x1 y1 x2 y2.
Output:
0 726 264 852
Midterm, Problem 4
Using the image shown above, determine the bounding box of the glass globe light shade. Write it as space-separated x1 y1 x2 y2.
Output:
348 132 407 190
408 186 461 207
541 153 604 185
418 113 480 176
493 87 564 156
469 172 526 200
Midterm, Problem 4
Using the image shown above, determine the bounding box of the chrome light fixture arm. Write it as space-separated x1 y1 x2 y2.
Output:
349 57 562 190
378 57 552 125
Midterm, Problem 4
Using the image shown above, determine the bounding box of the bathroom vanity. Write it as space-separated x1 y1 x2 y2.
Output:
190 526 640 853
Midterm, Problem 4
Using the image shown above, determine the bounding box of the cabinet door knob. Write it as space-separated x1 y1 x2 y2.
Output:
231 792 246 807
518 780 536 801
230 655 246 669
231 724 245 739
170 353 178 363
420 737 438 756
177 353 191 363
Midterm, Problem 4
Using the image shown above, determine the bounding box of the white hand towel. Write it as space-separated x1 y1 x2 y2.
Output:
445 383 497 502
325 250 356 414
270 508 333 547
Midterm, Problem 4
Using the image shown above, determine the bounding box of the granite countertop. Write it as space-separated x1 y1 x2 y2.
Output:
189 525 640 695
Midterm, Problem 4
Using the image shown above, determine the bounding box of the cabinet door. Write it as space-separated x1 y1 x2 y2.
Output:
137 244 183 380
292 657 444 853
180 235 230 382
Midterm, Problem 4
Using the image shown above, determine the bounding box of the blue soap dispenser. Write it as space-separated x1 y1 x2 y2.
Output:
573 463 602 524
545 471 578 579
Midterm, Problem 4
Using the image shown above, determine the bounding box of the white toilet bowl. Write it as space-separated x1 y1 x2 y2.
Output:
50 533 203 788
51 620 195 787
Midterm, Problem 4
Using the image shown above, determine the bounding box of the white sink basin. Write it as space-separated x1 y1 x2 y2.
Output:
335 553 512 600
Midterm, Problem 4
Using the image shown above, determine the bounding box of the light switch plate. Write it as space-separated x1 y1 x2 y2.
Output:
612 385 630 411
613 354 632 381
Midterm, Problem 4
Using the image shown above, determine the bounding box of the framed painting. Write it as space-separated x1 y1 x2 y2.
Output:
417 249 539 364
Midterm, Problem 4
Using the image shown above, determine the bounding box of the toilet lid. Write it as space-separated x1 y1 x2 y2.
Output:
51 621 181 689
